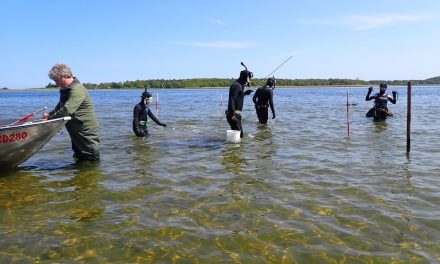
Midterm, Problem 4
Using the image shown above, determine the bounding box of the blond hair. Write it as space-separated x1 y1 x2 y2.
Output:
48 64 73 80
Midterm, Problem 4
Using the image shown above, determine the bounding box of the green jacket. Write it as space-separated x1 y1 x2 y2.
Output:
49 78 100 140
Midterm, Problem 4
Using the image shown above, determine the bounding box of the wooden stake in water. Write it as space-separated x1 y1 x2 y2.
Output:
407 82 412 153
346 91 350 137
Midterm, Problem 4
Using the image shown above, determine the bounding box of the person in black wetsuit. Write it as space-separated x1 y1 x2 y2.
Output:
365 83 397 121
226 69 254 138
133 91 166 137
253 77 276 124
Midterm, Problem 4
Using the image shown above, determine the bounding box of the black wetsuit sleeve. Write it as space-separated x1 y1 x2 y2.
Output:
244 89 253 96
365 92 375 101
147 108 161 125
388 95 397 104
252 89 258 104
269 89 275 114
133 104 142 133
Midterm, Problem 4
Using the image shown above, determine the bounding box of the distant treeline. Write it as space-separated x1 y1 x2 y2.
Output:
45 76 440 89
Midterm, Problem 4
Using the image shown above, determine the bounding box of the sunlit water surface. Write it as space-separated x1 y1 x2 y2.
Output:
1 87 439 263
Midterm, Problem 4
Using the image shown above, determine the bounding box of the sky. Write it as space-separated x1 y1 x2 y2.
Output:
1 0 439 88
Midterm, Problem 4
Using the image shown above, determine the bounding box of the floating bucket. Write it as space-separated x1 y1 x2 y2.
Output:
226 130 241 143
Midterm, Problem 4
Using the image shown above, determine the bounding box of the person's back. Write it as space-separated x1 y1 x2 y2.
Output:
63 79 99 137
253 78 276 124
253 86 273 106
227 81 245 114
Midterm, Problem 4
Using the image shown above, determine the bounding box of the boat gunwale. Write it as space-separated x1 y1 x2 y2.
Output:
0 117 71 132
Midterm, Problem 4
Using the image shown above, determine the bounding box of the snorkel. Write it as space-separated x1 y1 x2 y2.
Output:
239 62 253 87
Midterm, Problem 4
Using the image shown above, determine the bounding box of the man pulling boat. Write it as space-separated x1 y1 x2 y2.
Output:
43 64 100 162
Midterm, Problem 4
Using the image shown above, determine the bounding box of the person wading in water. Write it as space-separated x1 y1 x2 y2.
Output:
252 77 276 125
226 63 254 138
44 63 100 162
133 90 166 137
365 83 397 121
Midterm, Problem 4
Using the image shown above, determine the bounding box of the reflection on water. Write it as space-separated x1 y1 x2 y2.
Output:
373 119 388 132
402 156 415 195
1 88 439 263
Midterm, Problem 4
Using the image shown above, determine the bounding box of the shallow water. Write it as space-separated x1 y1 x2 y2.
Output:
1 87 439 263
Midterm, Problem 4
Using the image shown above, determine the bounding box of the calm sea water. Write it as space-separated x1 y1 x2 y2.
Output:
0 87 439 263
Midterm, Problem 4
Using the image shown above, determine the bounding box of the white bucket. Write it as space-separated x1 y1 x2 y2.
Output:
226 130 241 143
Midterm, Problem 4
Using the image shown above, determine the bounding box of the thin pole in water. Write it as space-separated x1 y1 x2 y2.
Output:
346 91 350 137
407 81 412 153
156 93 159 110
9 106 47 126
264 56 294 79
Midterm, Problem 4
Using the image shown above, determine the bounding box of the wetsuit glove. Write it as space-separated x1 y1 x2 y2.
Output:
272 113 276 119
368 87 373 92
244 89 253 96
392 91 397 98
160 123 167 127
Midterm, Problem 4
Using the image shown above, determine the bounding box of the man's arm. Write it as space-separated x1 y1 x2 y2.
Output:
269 89 275 118
49 87 85 119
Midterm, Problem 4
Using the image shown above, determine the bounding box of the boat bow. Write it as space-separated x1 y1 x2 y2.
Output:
0 117 71 168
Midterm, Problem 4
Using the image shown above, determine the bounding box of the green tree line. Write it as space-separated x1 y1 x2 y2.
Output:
45 77 440 89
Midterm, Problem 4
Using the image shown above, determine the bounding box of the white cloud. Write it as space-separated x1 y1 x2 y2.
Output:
346 14 433 30
210 19 224 26
301 13 434 31
176 41 252 48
